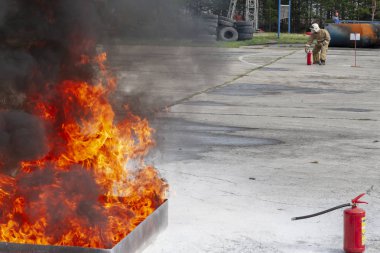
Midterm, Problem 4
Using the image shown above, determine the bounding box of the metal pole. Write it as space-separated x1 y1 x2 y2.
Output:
288 0 291 33
278 0 281 38
354 34 357 67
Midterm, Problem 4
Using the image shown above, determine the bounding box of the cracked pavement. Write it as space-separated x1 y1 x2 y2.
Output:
109 45 380 253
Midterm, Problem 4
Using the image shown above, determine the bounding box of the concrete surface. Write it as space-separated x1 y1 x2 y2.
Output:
109 45 380 253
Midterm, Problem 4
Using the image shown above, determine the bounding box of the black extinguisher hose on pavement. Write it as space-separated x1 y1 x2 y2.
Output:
291 203 352 221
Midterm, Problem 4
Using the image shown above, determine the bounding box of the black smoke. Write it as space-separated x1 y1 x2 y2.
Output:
0 0 216 175
0 111 47 176
100 0 213 40
0 0 102 95
0 0 106 176
0 0 215 106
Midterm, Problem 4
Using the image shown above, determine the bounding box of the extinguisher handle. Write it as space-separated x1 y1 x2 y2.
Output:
352 193 368 205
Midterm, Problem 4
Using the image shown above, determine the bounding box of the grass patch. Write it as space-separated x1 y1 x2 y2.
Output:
219 32 308 48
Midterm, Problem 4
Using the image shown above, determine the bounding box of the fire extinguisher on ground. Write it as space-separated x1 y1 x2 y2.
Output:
292 194 368 253
307 49 313 65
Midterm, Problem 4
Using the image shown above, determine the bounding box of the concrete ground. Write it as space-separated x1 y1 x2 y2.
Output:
109 45 380 253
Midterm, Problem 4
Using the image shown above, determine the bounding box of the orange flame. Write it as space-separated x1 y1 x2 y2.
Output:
0 54 168 248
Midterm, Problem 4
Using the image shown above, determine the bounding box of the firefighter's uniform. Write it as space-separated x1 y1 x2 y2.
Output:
305 24 331 64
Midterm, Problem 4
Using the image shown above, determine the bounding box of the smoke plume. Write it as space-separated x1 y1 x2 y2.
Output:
0 111 47 176
0 0 107 175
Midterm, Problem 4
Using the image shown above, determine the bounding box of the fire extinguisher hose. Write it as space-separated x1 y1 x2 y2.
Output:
291 203 351 221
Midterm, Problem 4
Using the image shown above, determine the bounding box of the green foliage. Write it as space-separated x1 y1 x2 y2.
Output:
186 0 380 32
184 0 230 15
258 0 380 32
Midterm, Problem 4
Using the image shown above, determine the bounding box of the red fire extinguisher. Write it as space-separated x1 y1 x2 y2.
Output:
307 49 313 65
292 193 368 253
344 193 367 253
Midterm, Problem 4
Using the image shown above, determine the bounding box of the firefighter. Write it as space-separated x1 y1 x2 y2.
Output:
305 23 331 65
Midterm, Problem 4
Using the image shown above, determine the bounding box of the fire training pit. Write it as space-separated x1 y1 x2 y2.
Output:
0 200 167 253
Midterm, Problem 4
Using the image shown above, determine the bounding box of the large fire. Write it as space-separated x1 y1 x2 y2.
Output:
0 53 167 248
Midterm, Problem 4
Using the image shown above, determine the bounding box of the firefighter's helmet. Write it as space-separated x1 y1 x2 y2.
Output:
310 23 320 33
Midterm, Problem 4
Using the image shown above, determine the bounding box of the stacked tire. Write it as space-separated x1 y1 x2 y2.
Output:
217 16 238 42
198 13 218 42
235 20 254 41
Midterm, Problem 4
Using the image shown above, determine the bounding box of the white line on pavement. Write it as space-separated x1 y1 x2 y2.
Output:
238 54 259 66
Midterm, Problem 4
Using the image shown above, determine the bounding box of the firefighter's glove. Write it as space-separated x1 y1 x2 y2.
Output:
322 41 328 47
304 45 310 53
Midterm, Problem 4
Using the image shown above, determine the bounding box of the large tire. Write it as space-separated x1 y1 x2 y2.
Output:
204 18 218 27
235 20 254 27
237 27 255 34
205 21 218 28
218 20 234 27
218 16 234 23
238 33 253 41
218 27 238 42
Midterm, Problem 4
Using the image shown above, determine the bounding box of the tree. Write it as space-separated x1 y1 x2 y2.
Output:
372 0 378 21
273 0 379 32
185 0 379 32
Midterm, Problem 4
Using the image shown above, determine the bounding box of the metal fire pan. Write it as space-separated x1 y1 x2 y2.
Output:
0 200 168 253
